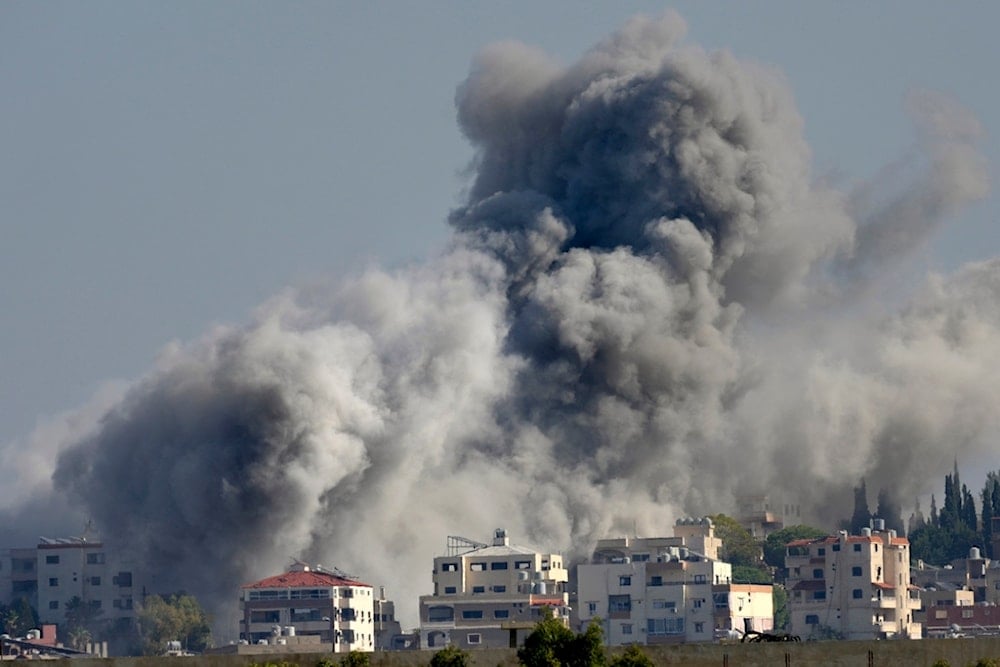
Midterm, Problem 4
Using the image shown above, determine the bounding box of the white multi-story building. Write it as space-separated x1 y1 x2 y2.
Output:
33 536 139 628
577 518 772 645
419 529 570 650
239 563 375 653
785 528 921 640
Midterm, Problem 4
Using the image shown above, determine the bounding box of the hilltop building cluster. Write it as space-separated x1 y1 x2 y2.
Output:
9 501 1000 656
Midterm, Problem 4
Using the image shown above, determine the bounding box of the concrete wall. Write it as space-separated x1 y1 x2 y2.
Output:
49 638 1000 667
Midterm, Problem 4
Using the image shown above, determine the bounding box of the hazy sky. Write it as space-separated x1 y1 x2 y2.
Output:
2 2 998 465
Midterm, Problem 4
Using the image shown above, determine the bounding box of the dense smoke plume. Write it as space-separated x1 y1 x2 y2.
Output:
4 13 995 627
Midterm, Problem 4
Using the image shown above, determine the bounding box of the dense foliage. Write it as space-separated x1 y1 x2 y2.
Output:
608 644 654 667
429 644 470 667
763 525 828 569
136 593 211 655
708 514 761 567
0 598 38 638
518 608 605 667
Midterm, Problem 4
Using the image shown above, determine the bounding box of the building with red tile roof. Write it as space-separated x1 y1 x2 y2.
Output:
239 563 374 654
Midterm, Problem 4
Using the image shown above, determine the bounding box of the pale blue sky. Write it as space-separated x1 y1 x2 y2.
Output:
2 1 998 447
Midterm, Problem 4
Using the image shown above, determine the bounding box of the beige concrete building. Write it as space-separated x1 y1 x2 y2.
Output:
736 496 800 539
785 528 921 640
418 529 569 650
577 518 772 645
239 563 375 653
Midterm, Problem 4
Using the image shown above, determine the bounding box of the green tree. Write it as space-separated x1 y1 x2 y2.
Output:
339 651 369 667
909 522 980 566
64 595 104 637
517 609 605 667
708 514 760 567
731 565 771 585
763 525 828 569
772 585 789 631
429 644 470 667
137 593 211 655
68 626 92 652
608 644 654 667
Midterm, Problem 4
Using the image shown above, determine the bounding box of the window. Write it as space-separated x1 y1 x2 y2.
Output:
467 633 481 645
694 622 704 633
472 586 485 594
291 609 323 623
622 624 633 635
694 574 707 584
832 544 841 552
114 572 133 587
444 586 456 594
341 630 355 644
250 610 281 623
587 602 597 615
493 585 506 593
853 589 864 599
428 606 454 622
619 575 631 586
462 610 484 620
515 560 531 570
341 588 354 598
491 562 508 570
45 555 59 564
90 576 101 586
963 609 974 619
813 569 823 579
86 553 105 565
48 578 58 587
341 608 356 621
48 601 59 610
854 544 862 552
470 563 486 572
89 600 102 610
818 548 825 556
648 618 685 635
442 563 458 572
632 554 650 562
694 599 704 609
494 610 510 619
650 576 663 587
805 614 820 625
608 595 631 614
852 566 863 577
652 600 675 610
813 591 826 601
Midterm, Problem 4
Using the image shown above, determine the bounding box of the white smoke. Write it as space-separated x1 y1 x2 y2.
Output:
0 13 990 630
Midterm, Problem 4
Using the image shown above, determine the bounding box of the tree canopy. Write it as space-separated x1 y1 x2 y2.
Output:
137 593 211 655
708 514 761 567
763 525 828 569
518 608 605 667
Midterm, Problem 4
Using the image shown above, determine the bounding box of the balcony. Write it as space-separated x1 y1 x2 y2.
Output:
872 595 896 609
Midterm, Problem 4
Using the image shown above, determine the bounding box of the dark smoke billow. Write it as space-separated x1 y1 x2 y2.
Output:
5 13 993 628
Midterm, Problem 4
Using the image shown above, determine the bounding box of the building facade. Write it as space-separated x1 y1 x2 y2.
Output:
785 528 921 640
576 518 771 645
418 529 570 650
239 564 375 653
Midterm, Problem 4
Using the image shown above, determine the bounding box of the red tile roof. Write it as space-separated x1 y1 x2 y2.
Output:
242 570 371 590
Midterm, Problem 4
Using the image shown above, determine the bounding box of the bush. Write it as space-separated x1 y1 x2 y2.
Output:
609 645 654 667
340 651 370 667
430 644 470 667
517 609 605 667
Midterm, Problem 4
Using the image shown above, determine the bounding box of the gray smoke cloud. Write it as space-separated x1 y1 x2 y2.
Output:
2 13 991 630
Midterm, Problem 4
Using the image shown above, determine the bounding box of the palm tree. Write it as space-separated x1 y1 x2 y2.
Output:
68 626 92 652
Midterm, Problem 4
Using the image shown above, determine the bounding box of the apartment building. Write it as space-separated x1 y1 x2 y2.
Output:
239 563 375 653
577 518 772 645
418 529 570 650
785 528 921 640
736 495 800 539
